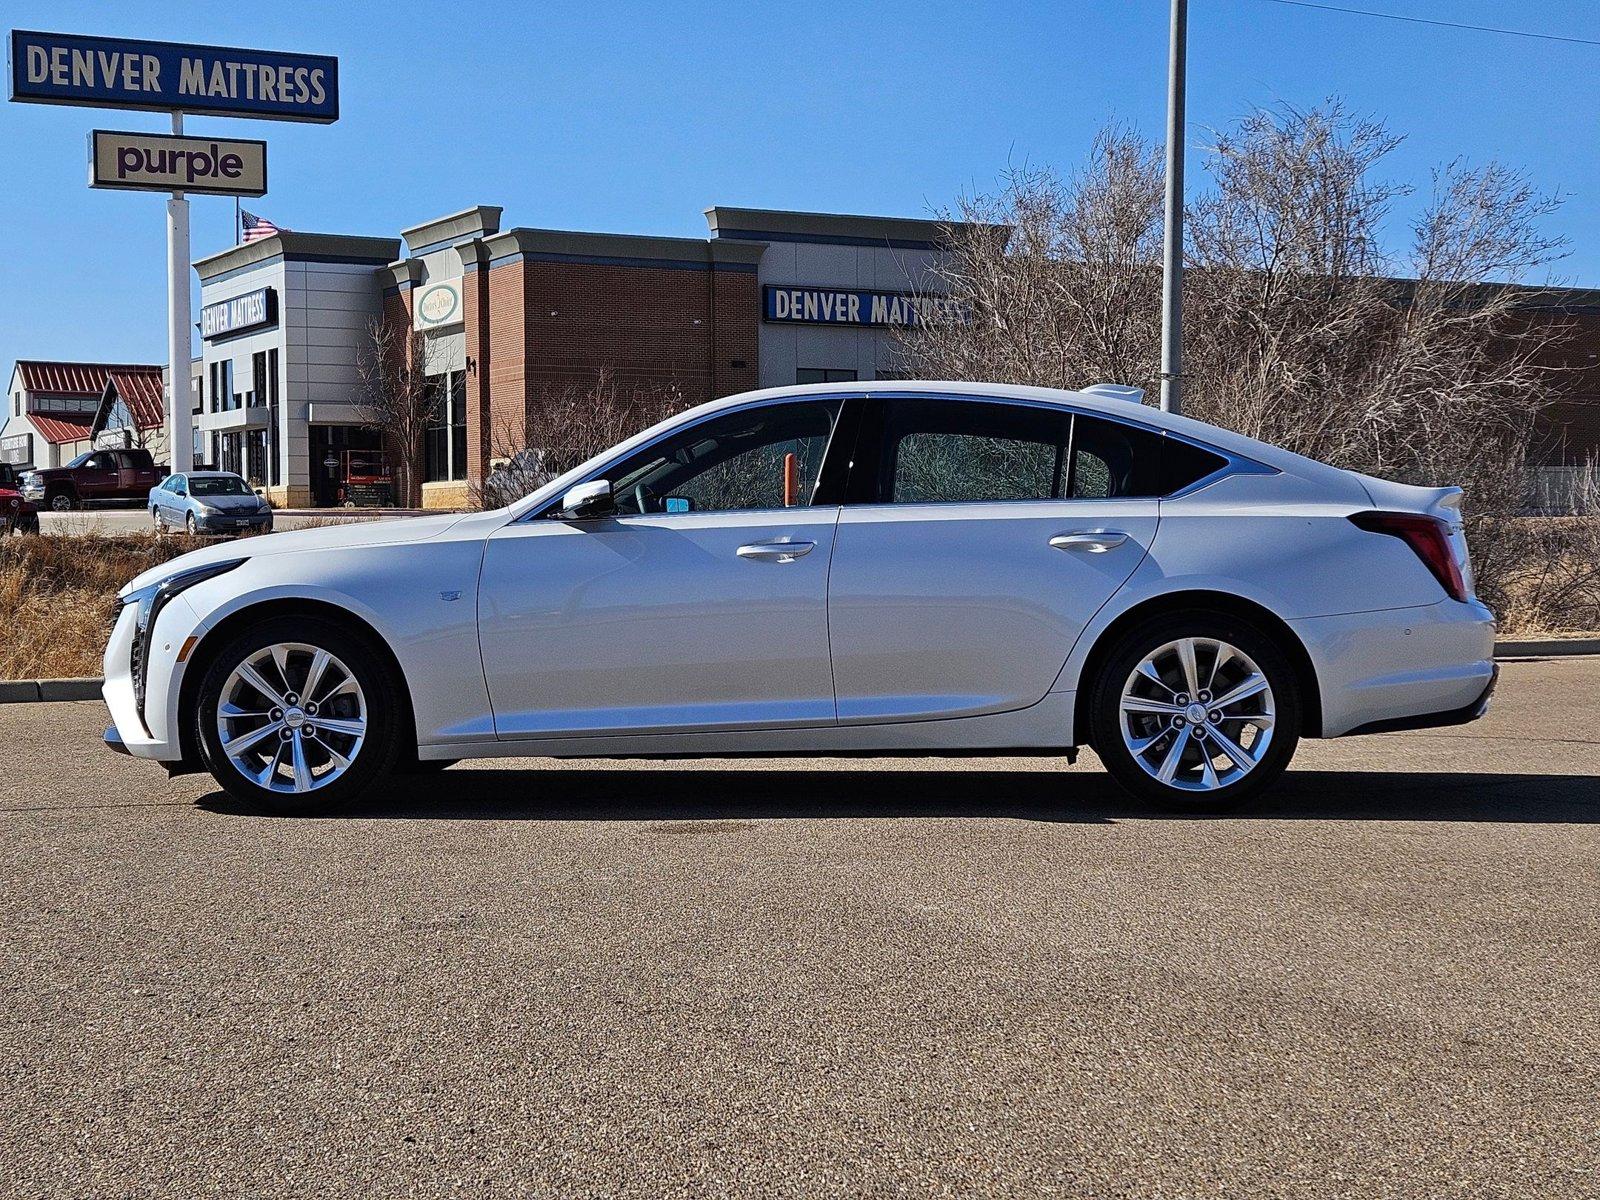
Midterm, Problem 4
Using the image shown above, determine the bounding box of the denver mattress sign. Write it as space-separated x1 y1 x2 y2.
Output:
9 30 338 121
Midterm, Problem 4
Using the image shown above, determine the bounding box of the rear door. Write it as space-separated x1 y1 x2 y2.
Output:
826 396 1162 723
116 451 158 497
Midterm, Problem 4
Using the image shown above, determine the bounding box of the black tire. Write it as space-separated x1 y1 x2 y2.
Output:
1088 609 1301 810
18 512 39 535
193 615 403 814
185 512 198 536
48 490 75 512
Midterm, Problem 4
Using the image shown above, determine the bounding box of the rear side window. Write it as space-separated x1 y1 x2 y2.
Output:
877 398 1073 504
864 398 1230 504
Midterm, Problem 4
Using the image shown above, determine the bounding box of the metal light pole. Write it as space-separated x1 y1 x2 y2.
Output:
166 110 194 472
1159 0 1187 414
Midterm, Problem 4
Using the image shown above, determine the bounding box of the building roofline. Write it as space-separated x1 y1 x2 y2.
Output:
400 205 504 254
194 232 403 281
483 227 764 269
704 205 1005 248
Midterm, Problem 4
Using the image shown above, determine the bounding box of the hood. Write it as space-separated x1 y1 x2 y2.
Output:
193 492 268 511
118 510 484 597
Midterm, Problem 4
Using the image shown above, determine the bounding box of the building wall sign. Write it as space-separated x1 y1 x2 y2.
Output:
413 280 463 330
9 30 338 122
763 286 967 328
202 287 276 340
89 129 267 196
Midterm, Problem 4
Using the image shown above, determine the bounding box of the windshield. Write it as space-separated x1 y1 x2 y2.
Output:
190 476 251 497
0 464 15 488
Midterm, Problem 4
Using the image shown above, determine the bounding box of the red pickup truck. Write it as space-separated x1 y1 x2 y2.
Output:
21 447 162 511
1 462 40 533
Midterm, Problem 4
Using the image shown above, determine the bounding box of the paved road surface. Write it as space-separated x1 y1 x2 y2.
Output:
1 659 1595 1197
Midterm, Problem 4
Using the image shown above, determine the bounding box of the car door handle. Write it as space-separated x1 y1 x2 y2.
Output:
736 539 816 562
1049 530 1129 553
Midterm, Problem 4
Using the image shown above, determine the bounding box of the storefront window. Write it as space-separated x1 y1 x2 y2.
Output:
797 368 858 384
424 370 468 483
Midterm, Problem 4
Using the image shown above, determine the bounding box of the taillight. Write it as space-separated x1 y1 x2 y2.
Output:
1349 511 1469 602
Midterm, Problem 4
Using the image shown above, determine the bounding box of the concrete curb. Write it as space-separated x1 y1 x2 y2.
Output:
1 635 1597 705
1494 637 1600 658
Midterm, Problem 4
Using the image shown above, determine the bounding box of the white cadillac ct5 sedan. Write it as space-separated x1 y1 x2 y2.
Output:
103 381 1496 812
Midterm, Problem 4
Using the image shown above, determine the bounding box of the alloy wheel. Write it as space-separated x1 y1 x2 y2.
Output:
1118 637 1276 793
215 642 367 794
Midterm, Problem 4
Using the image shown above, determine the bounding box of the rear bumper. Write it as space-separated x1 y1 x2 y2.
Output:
1291 598 1496 737
1341 662 1498 736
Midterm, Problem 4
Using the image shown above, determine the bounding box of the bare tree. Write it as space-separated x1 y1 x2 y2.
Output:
902 101 1595 628
472 369 693 509
357 318 442 509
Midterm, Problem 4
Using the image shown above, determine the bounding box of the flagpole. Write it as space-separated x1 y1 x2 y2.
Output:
235 196 241 244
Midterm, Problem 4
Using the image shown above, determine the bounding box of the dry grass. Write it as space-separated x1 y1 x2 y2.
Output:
0 533 207 680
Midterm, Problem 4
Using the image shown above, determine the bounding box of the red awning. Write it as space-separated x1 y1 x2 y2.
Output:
29 413 96 445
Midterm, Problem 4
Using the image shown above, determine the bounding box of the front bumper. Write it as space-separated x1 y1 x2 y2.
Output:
195 511 271 533
102 593 203 761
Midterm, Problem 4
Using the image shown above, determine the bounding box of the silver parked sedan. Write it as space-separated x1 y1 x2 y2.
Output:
150 471 273 536
106 381 1495 813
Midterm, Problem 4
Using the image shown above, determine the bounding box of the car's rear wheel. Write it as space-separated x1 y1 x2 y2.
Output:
194 616 401 813
1089 611 1300 809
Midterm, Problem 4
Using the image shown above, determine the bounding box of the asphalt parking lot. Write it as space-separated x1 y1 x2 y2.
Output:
2 658 1595 1198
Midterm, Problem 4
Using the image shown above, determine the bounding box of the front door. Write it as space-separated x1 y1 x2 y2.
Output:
478 397 850 739
827 396 1162 723
75 452 119 501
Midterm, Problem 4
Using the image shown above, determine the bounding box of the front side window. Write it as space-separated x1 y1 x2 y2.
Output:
606 400 842 515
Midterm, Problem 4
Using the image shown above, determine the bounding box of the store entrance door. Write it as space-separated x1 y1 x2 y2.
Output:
310 425 386 507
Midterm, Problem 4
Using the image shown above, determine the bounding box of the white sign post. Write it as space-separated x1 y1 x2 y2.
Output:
166 112 193 472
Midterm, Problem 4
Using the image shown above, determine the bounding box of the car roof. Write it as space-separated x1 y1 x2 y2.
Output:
184 470 245 479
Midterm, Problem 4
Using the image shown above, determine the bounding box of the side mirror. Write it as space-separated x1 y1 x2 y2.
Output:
559 479 615 520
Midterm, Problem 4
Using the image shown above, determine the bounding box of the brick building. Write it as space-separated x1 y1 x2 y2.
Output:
186 205 971 508
179 204 1600 510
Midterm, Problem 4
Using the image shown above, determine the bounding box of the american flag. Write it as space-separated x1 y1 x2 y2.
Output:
240 210 285 243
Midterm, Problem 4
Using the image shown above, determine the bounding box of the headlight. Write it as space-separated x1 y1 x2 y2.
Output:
118 559 244 733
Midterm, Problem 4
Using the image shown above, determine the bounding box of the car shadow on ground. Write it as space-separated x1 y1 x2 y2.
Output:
196 767 1598 824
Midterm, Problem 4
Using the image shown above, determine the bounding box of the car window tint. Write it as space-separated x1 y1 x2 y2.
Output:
1068 415 1167 499
609 400 842 515
878 398 1072 504
191 476 251 497
1158 437 1229 493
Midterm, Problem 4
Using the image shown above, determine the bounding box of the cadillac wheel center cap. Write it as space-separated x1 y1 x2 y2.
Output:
283 707 306 730
1185 702 1209 725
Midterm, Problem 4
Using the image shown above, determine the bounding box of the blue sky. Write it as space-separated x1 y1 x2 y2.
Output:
4 0 1599 379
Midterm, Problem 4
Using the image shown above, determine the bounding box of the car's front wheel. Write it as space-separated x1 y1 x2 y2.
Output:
194 616 402 813
1089 611 1301 809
